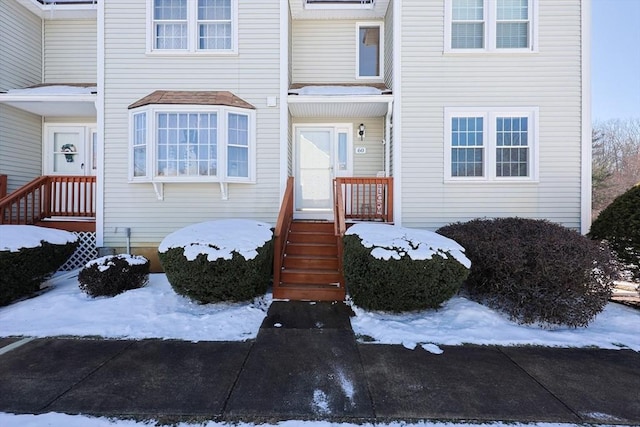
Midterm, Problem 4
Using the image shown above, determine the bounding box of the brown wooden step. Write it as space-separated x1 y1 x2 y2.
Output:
289 221 335 233
285 242 338 257
283 254 339 270
287 231 337 245
280 269 342 285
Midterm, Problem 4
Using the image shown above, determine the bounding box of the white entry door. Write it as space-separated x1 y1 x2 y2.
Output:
294 125 352 219
45 125 95 176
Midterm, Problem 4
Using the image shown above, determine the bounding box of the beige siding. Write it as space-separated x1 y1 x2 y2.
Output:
0 2 43 190
103 0 281 247
44 19 97 83
292 19 385 84
398 1 583 230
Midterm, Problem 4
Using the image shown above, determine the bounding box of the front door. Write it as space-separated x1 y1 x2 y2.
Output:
45 125 96 176
294 125 352 219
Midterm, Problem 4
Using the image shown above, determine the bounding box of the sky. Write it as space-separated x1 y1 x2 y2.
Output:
592 0 640 121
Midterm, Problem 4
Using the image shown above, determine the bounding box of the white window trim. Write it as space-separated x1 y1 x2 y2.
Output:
444 0 538 53
146 0 238 55
444 107 539 182
305 0 375 11
128 104 256 184
356 21 384 80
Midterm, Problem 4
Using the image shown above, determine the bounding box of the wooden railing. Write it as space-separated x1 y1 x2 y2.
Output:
334 177 394 224
333 179 346 237
0 174 7 199
0 175 96 225
273 176 294 288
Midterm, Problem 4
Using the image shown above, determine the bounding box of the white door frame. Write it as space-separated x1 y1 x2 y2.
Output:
44 124 97 176
293 124 353 220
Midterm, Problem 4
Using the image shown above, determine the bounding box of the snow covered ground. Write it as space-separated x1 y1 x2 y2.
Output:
1 223 639 426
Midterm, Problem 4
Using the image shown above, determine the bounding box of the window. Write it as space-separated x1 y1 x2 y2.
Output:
446 0 536 52
306 0 375 10
445 108 538 181
149 0 236 53
130 106 255 183
357 23 383 79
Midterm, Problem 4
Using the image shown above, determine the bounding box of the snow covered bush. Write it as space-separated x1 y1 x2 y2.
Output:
438 218 616 327
78 254 149 297
343 223 470 312
158 219 273 303
0 225 77 306
589 184 640 280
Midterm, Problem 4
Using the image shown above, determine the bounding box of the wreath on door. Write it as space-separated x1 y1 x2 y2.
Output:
61 144 77 163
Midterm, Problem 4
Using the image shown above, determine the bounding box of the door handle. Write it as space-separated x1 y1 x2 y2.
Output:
81 163 85 169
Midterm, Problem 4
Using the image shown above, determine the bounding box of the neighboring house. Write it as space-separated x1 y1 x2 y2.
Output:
1 0 590 294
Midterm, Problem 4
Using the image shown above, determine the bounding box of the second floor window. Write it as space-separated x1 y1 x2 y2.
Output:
357 23 383 79
151 0 235 53
447 0 536 52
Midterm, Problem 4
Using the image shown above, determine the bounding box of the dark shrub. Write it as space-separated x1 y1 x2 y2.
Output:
158 220 273 303
78 254 149 297
343 224 470 312
0 226 77 306
589 184 640 280
438 218 616 327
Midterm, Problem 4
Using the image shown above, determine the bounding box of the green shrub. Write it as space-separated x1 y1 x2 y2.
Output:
78 254 149 297
438 218 616 327
158 220 273 303
343 224 470 312
0 226 77 306
589 184 640 280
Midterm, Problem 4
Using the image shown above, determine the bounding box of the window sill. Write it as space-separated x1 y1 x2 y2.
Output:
145 50 239 57
444 178 539 184
443 49 539 55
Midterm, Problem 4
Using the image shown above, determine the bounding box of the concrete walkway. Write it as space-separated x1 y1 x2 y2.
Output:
0 301 639 425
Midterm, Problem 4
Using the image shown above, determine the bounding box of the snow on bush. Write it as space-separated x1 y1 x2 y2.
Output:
78 254 150 297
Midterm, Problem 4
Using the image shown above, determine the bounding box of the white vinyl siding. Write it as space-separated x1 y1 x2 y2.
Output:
0 2 43 191
44 20 97 83
103 0 280 247
292 19 384 84
399 0 583 230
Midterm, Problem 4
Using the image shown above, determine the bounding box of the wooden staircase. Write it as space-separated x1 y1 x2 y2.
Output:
273 220 345 301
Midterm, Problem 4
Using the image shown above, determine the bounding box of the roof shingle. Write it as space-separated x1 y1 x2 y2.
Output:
128 91 255 110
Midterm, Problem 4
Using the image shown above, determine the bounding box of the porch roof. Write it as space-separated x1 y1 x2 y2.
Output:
128 91 255 110
288 83 393 118
0 84 97 117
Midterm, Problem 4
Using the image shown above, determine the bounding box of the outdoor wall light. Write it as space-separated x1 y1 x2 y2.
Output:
358 123 366 140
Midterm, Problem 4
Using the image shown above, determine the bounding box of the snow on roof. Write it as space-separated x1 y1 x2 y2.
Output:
0 225 77 252
158 219 273 261
289 86 384 96
345 223 471 268
4 85 97 96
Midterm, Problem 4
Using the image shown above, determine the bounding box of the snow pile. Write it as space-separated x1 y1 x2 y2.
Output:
85 254 148 272
291 86 383 96
345 223 471 268
0 412 604 427
0 274 269 341
158 219 272 261
6 85 96 95
350 296 640 351
0 225 77 252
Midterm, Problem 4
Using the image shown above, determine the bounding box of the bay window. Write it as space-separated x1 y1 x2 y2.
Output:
130 106 255 183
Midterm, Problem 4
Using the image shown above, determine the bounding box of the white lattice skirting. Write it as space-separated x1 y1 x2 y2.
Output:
59 231 98 271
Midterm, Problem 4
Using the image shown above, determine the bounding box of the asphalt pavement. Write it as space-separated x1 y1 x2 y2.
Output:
0 301 639 425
